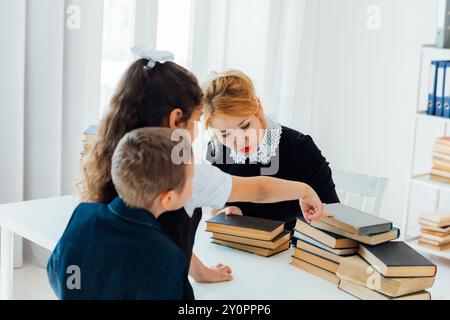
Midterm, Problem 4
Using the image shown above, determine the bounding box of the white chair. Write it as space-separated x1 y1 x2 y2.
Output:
332 169 388 217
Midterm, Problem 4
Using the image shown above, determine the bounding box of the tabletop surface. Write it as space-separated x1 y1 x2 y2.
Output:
191 218 354 300
10 195 449 300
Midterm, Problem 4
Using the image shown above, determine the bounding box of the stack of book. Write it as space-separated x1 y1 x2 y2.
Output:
290 203 439 299
81 125 98 158
337 242 436 300
290 204 400 285
206 213 291 257
419 211 450 251
291 218 359 285
431 137 450 184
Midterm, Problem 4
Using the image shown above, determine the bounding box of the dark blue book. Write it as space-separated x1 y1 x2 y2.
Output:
427 61 439 115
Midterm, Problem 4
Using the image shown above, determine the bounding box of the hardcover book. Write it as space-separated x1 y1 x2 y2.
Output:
321 203 393 235
206 213 284 241
339 279 431 300
358 241 437 277
311 220 399 245
212 231 291 250
337 255 435 297
295 218 358 249
212 238 290 257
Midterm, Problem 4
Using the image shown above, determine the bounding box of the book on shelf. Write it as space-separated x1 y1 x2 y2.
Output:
336 255 435 298
358 241 437 278
430 173 450 184
433 151 450 161
421 223 450 234
418 211 450 251
431 168 450 179
294 218 358 249
420 210 450 227
419 240 450 251
311 220 400 246
422 228 450 237
431 137 450 184
320 203 393 235
436 137 450 147
339 279 431 300
420 232 450 245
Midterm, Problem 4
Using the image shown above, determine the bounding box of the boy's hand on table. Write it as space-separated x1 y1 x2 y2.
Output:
300 187 333 224
195 263 233 283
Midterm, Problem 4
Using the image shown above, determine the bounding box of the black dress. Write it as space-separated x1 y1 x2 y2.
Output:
207 126 340 230
158 207 202 300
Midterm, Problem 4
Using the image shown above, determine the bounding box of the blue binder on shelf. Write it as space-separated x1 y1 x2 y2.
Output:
435 61 446 117
427 61 439 115
444 61 450 118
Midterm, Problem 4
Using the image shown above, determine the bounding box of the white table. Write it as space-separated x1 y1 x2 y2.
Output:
0 196 361 300
192 219 354 300
0 196 79 299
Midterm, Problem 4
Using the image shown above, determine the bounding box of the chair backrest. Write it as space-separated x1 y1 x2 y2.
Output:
332 169 388 217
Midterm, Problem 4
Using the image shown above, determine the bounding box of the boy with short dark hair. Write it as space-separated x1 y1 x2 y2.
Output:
47 127 194 299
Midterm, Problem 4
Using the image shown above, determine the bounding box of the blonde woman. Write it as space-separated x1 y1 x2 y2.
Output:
204 70 340 230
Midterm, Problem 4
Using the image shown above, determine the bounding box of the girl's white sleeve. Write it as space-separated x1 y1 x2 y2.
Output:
184 164 233 217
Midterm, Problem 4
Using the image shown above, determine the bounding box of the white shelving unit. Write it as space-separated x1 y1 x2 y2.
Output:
402 46 450 259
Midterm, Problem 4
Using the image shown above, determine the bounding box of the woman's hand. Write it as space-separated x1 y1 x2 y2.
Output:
300 186 332 224
194 263 233 283
222 206 243 216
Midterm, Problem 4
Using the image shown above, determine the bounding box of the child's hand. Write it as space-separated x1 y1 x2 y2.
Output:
300 187 333 224
195 263 233 283
223 206 243 216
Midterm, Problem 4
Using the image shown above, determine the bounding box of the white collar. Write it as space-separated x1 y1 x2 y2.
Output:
229 118 283 164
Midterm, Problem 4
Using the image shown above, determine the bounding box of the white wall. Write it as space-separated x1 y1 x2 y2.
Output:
310 0 443 228
0 0 26 204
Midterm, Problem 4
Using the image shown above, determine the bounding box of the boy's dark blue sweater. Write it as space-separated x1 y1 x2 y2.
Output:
47 197 187 300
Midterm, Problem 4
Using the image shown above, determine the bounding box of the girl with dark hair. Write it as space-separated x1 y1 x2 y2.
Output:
79 48 328 300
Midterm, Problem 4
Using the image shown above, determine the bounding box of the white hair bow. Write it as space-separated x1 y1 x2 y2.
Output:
131 45 175 69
